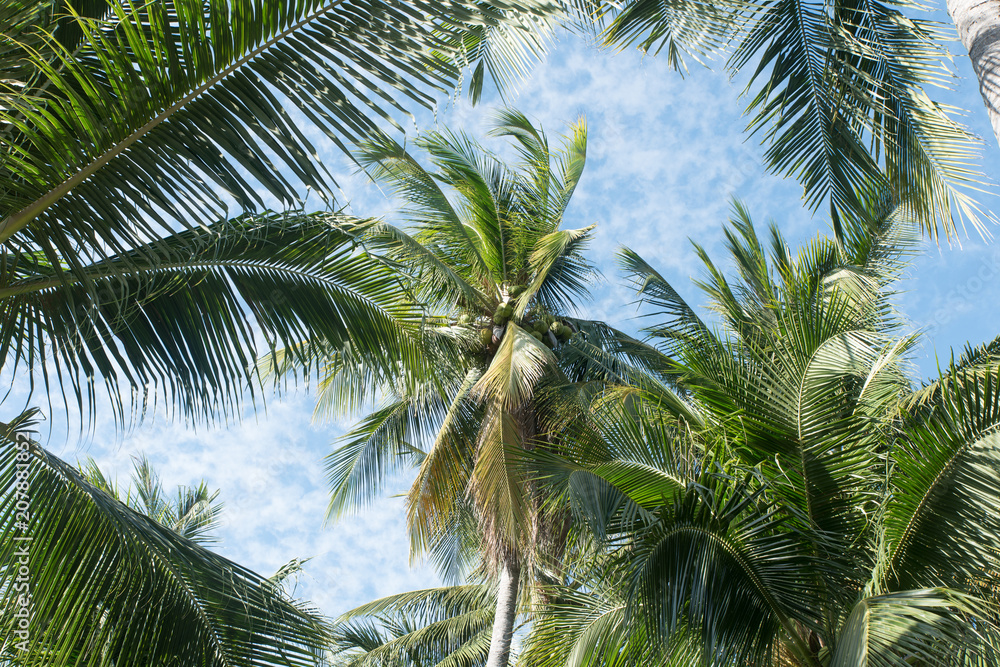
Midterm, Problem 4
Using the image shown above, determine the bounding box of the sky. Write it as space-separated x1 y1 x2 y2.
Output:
16 6 1000 624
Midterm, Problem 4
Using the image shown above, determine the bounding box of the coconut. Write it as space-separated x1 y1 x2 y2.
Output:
509 285 524 298
457 313 472 325
479 329 493 347
500 303 514 319
549 321 562 333
557 325 571 341
530 330 543 341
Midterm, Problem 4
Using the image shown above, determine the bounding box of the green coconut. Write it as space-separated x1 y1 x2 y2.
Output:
557 325 571 341
549 321 562 334
530 330 543 341
508 285 524 298
457 313 473 325
500 303 514 319
479 328 493 347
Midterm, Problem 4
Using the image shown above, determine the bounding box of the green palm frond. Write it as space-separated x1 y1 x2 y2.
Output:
522 225 598 316
326 389 453 521
1 211 423 423
601 0 987 240
522 578 650 667
624 471 822 666
618 246 714 358
0 0 561 422
600 0 738 71
0 0 558 256
830 589 1000 666
904 335 1000 411
489 108 588 231
81 453 225 545
330 584 495 667
884 365 1000 593
0 421 329 667
622 206 913 566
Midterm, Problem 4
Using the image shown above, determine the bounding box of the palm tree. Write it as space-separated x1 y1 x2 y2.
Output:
78 453 224 545
0 412 330 666
270 110 645 667
588 0 989 241
525 202 1000 665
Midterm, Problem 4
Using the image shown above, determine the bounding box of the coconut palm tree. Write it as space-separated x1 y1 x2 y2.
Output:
0 411 331 666
78 453 224 545
589 0 988 241
524 202 1000 665
267 110 653 667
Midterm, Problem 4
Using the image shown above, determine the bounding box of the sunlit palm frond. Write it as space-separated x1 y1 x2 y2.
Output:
407 370 485 563
522 225 598 316
599 0 739 71
0 0 558 260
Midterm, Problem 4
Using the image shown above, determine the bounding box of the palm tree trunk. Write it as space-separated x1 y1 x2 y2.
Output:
948 0 1000 146
485 556 520 667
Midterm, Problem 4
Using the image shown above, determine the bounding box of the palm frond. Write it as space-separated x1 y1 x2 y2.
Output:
830 589 1000 666
602 0 989 240
600 0 739 72
0 421 330 667
1 0 558 258
330 584 495 667
0 211 423 424
623 471 822 666
473 323 556 410
884 365 1000 592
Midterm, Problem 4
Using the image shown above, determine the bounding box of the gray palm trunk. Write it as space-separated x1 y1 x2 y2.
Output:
949 0 1000 146
485 557 520 667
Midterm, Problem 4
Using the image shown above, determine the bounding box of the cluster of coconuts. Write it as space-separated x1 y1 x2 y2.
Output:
523 313 575 348
480 286 575 350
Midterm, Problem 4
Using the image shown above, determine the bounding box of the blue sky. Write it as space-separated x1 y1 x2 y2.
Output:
22 10 1000 623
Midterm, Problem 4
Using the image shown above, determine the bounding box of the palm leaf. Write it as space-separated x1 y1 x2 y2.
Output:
0 419 330 667
830 589 1000 666
601 0 988 240
884 365 1000 592
0 211 423 423
330 584 495 667
623 472 822 666
1 0 558 255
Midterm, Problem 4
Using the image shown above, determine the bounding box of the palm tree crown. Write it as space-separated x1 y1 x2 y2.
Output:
527 202 1000 665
